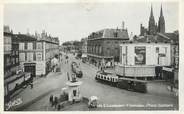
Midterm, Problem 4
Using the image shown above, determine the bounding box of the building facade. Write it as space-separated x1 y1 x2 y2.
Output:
62 41 82 53
115 42 171 79
120 43 171 66
87 28 129 67
16 31 59 77
81 38 88 54
4 26 20 78
133 31 179 82
4 26 12 78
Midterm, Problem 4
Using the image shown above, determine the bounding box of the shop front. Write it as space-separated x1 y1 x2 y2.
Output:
162 66 174 82
24 63 36 77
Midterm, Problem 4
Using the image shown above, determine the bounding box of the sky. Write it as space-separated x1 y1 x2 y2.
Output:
4 2 179 44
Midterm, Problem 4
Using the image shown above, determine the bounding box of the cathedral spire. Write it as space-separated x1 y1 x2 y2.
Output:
160 4 163 16
150 4 154 17
148 4 156 35
158 4 165 33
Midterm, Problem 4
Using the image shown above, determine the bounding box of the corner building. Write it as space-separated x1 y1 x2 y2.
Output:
87 28 129 67
16 31 59 77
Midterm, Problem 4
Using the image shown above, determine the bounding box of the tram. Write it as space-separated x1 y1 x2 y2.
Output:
95 71 147 93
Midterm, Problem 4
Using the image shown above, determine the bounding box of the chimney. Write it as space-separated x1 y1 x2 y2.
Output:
122 21 125 30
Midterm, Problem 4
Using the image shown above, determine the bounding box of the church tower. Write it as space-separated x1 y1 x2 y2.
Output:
148 5 156 35
158 5 165 33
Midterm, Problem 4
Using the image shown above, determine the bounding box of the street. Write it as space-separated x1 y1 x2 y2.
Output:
11 53 178 111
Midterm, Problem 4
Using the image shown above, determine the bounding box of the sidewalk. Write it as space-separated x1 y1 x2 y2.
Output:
147 81 178 98
7 70 64 111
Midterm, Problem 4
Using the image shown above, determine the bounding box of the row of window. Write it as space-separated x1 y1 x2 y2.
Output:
105 48 119 56
88 46 102 54
19 52 43 62
19 42 43 50
19 42 58 50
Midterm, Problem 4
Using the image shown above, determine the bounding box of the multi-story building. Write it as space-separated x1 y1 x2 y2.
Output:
133 31 179 83
15 30 59 77
87 27 129 67
4 26 20 78
81 38 88 54
4 26 12 78
40 31 59 74
62 41 82 53
4 26 26 102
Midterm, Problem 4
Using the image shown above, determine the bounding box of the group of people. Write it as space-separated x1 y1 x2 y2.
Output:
49 95 62 111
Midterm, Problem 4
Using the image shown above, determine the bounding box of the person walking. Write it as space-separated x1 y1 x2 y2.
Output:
49 95 54 106
57 104 61 111
30 74 34 89
54 97 58 109
67 72 70 81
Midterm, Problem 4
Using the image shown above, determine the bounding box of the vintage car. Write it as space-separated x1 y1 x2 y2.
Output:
88 96 98 108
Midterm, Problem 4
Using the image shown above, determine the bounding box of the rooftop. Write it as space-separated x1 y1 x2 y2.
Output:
134 32 179 44
88 28 129 40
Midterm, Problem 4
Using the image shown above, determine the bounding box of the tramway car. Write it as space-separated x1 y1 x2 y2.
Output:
95 71 147 93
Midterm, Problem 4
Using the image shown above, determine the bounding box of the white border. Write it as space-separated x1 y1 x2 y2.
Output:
0 0 183 113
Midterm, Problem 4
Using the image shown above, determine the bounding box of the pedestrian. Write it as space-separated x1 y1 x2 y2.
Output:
30 83 33 89
49 95 53 106
57 104 61 111
67 72 70 81
30 74 34 89
54 97 58 109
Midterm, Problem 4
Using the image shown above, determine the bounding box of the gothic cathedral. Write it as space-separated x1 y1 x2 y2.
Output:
140 4 165 36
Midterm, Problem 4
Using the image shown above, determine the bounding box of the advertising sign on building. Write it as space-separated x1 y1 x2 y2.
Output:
36 61 45 75
36 52 42 61
135 46 146 65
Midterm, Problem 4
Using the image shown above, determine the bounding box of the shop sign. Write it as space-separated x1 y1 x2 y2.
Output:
159 53 166 57
163 67 173 72
135 46 146 65
24 63 36 66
